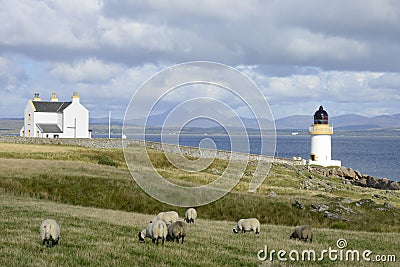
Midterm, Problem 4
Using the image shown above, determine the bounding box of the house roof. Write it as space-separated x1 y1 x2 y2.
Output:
36 123 63 133
32 101 72 112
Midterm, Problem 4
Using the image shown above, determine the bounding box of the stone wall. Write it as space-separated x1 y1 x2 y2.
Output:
0 136 304 165
0 136 124 149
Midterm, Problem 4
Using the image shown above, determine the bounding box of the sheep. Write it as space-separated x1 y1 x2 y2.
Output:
232 218 260 235
138 222 152 243
39 219 61 247
290 225 313 243
138 220 167 245
151 211 179 225
167 221 186 244
184 208 197 224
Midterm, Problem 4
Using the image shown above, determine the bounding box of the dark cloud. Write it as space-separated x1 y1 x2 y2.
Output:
1 0 399 71
0 0 399 119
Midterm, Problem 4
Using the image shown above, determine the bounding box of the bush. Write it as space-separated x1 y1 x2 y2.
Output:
97 157 118 167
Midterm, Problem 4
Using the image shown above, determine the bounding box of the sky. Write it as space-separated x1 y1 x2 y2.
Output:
0 0 400 120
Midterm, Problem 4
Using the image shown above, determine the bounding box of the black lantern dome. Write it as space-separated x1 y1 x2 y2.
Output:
313 106 328 124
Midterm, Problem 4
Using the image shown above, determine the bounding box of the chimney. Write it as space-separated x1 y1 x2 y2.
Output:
72 91 80 103
33 93 41 101
50 92 58 102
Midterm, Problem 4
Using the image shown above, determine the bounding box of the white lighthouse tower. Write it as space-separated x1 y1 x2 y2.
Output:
308 106 341 167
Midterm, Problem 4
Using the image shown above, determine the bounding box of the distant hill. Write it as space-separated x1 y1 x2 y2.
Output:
274 115 310 129
109 112 400 130
276 113 400 130
2 113 400 134
89 117 124 126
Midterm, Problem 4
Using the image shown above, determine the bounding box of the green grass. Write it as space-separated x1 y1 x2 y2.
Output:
0 142 399 266
1 193 398 267
0 142 399 232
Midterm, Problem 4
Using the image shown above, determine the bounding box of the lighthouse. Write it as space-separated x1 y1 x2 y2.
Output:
308 106 341 167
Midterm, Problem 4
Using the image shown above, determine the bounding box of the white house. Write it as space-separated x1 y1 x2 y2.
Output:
20 92 91 138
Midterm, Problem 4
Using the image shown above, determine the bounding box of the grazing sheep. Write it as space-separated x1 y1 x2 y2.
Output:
139 220 167 245
138 222 152 243
39 219 60 247
152 211 179 225
184 208 197 224
167 221 186 244
232 218 260 235
290 225 313 243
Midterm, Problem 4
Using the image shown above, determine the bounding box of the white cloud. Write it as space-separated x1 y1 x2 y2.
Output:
368 73 400 90
50 58 124 83
97 17 175 51
285 28 369 61
236 66 400 117
0 56 28 93
0 0 99 49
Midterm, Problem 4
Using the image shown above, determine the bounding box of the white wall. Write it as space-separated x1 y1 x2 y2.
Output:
22 100 35 137
35 112 61 137
57 112 63 128
35 112 59 124
310 134 331 163
62 101 89 138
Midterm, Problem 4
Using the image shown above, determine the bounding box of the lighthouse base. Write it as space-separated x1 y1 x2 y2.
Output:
307 159 341 167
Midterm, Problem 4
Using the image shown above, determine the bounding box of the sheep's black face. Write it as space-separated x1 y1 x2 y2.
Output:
138 232 145 242
232 228 238 234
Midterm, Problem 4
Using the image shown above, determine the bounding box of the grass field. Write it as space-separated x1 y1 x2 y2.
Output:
0 142 399 266
1 193 399 266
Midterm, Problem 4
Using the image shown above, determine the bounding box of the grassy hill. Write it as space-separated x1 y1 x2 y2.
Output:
0 142 399 266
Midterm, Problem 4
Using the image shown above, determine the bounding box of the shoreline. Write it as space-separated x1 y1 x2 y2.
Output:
0 136 399 190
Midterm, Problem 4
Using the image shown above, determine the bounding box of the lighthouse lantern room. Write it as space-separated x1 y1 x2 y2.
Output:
308 106 341 167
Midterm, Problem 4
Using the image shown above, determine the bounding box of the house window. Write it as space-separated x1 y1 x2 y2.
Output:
36 131 39 137
28 114 31 125
28 130 31 137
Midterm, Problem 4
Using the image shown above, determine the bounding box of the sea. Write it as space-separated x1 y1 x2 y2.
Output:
97 132 400 182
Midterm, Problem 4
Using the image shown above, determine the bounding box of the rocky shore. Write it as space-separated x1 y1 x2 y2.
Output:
307 165 400 190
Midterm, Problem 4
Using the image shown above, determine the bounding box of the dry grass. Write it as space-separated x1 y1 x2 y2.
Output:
0 142 76 153
0 141 399 266
0 193 398 267
1 142 399 232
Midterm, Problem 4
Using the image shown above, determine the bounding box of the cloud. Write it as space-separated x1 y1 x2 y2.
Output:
368 73 400 90
97 17 176 52
1 0 400 119
235 65 400 117
0 0 99 50
50 57 124 83
0 0 399 70
0 56 28 92
276 0 400 41
284 28 369 61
